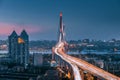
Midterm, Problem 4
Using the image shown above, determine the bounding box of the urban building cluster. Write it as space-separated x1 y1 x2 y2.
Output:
68 39 120 53
0 30 60 80
0 31 120 79
1 38 120 53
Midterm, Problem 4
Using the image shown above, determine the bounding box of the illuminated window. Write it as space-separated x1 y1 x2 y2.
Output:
18 37 24 43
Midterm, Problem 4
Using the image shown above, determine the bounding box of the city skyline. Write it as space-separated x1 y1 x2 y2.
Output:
0 0 120 40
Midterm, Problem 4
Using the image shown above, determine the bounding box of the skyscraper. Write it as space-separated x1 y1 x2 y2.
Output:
20 30 29 68
8 30 18 63
8 30 29 68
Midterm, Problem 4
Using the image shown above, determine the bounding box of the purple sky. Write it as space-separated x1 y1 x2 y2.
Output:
0 0 120 40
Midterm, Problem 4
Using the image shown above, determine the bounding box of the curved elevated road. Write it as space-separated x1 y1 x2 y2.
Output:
54 44 82 80
54 42 120 80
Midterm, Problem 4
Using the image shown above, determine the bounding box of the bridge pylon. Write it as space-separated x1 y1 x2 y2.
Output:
58 12 66 43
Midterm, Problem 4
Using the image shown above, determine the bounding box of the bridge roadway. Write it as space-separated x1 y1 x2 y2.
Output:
54 44 82 80
54 42 120 80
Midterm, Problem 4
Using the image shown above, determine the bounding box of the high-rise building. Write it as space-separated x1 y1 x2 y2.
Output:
20 30 29 68
33 53 43 66
8 30 29 68
8 30 18 63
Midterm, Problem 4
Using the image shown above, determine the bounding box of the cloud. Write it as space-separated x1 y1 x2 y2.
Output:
0 22 42 36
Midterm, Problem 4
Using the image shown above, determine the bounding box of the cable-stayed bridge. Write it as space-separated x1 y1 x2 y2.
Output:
52 12 120 80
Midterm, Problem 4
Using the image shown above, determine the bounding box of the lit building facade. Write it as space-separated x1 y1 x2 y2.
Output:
8 30 29 68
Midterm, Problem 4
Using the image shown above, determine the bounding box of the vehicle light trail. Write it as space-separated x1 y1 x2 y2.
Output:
54 45 82 80
56 42 120 80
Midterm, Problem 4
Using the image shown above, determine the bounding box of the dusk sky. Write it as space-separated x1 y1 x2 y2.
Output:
0 0 120 40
